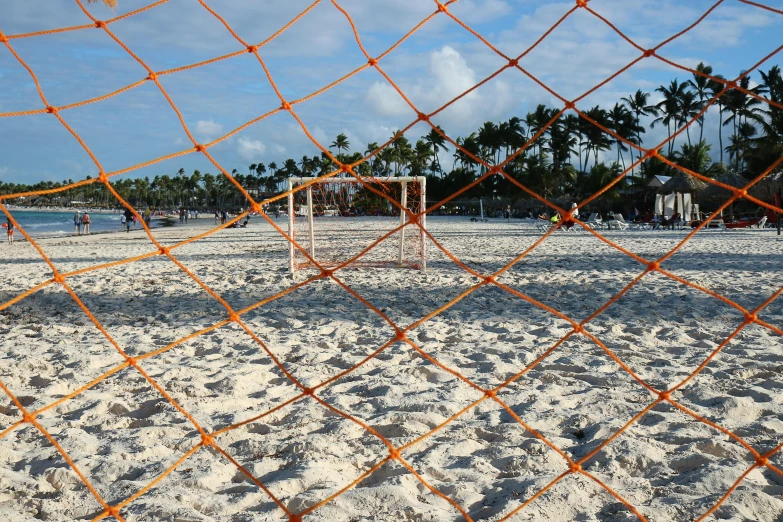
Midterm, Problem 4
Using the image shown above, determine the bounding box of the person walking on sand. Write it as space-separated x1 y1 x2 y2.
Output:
6 218 14 244
73 210 82 235
81 211 91 235
123 208 134 232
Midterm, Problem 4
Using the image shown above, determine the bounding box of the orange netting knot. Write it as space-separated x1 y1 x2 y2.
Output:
320 269 333 279
744 311 758 324
726 80 738 90
340 164 351 173
247 45 258 54
0 33 7 44
53 273 66 284
572 324 584 334
756 456 769 468
417 112 429 122
125 356 138 368
22 413 35 424
201 434 215 447
643 148 659 160
95 21 106 29
159 247 170 256
395 330 407 342
643 49 655 58
508 58 519 68
575 0 589 7
147 71 158 82
368 57 378 66
734 188 748 198
483 275 495 285
105 506 120 519
195 144 206 153
658 391 671 401
45 106 58 114
302 387 315 397
250 203 263 214
564 100 575 110
647 261 659 272
228 312 240 323
488 166 502 175
569 461 582 473
289 515 303 522
437 3 448 13
281 101 292 111
484 389 496 399
98 171 109 184
389 448 401 461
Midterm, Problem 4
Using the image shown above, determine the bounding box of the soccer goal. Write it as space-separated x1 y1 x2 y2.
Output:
287 176 426 273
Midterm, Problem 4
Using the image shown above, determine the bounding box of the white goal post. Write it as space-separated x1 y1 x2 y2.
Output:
287 176 427 274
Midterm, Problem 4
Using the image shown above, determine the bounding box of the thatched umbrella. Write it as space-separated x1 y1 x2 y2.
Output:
657 172 708 221
700 170 749 221
87 0 117 7
749 169 783 202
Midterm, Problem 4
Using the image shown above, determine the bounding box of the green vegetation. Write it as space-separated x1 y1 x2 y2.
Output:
2 64 780 210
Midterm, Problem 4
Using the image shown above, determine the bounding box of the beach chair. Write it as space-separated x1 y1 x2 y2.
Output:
536 219 554 232
584 213 604 229
659 213 681 230
605 213 630 230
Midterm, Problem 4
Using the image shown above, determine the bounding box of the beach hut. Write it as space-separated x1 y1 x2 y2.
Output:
700 170 749 221
656 172 708 221
749 169 783 234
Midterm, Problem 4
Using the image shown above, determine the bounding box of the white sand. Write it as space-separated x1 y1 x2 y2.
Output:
1 217 783 522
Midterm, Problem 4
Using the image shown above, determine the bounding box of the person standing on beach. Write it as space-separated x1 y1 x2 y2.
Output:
6 218 14 244
144 207 151 228
73 210 82 235
81 211 91 235
214 209 219 224
123 208 133 232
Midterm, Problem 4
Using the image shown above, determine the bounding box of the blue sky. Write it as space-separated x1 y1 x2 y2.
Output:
0 0 781 185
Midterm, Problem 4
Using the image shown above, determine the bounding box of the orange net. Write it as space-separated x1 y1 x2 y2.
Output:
1 0 783 521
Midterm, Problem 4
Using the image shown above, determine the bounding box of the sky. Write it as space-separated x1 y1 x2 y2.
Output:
0 0 782 185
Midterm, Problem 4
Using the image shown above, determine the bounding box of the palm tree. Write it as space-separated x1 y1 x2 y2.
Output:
653 79 689 155
678 91 701 146
685 62 713 143
621 89 657 176
722 74 764 170
423 126 449 177
707 73 728 163
330 133 351 168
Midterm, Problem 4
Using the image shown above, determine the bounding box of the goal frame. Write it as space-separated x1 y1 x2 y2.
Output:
287 176 427 274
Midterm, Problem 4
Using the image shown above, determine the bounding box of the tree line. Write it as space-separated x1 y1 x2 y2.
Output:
2 63 780 211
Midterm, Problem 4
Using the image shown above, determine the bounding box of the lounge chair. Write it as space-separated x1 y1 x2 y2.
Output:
584 213 604 229
605 213 630 230
659 213 681 230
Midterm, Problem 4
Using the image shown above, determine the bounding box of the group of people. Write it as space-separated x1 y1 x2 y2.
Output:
72 210 92 235
179 208 198 224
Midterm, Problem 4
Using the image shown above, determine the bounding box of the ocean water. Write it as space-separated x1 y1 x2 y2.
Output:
4 210 149 238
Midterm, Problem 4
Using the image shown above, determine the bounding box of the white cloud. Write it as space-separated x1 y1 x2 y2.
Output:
366 45 514 134
195 119 224 141
237 137 266 161
0 167 8 177
274 144 287 154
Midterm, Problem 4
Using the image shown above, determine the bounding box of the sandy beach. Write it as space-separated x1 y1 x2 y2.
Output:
1 217 782 522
